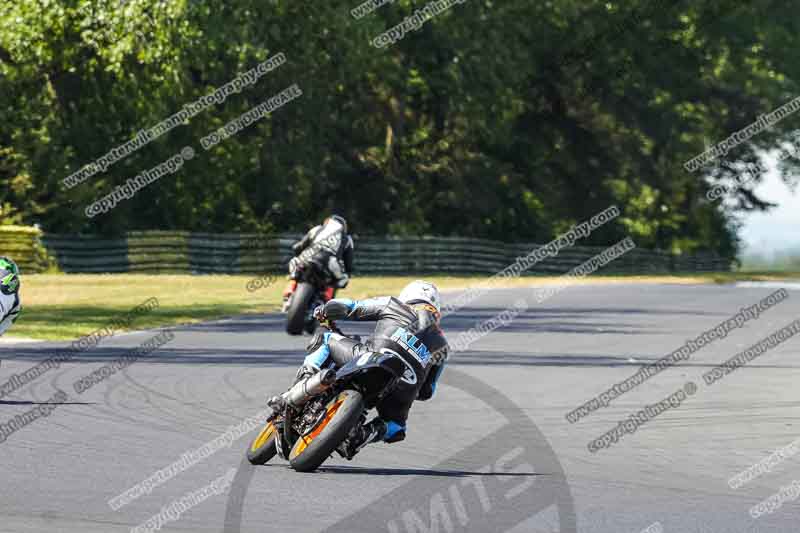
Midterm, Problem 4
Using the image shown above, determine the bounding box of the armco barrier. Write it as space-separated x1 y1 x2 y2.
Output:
27 231 734 275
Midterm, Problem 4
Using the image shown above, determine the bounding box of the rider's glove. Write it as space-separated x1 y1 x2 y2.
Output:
313 304 326 321
335 274 349 289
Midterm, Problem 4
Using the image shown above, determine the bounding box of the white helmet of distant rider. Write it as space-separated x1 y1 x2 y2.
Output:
326 214 347 234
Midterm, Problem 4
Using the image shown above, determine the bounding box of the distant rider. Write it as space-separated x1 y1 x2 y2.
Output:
275 280 449 459
0 257 22 336
282 215 354 309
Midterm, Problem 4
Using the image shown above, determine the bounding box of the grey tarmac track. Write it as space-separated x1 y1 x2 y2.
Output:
1 282 800 532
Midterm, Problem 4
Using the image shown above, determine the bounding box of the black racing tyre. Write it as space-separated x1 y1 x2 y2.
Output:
286 282 314 335
288 390 364 473
246 421 279 465
304 316 319 335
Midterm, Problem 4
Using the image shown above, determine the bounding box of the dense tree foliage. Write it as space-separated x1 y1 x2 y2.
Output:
1 0 798 257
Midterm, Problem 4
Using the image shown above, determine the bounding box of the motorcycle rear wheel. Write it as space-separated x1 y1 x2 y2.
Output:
288 389 364 472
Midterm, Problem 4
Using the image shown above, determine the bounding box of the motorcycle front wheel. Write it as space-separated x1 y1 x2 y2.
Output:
286 282 314 335
246 420 279 465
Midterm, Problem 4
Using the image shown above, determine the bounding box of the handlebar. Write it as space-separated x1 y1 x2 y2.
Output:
318 317 342 334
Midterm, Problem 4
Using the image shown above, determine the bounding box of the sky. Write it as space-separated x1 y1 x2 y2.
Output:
738 153 800 259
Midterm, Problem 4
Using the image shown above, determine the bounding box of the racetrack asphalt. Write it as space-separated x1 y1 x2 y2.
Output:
1 282 799 532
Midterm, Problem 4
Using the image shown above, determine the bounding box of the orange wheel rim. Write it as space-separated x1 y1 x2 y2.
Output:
292 395 346 457
250 422 276 452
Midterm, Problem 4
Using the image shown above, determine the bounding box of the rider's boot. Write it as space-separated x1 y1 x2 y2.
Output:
294 329 332 383
337 417 388 460
292 364 318 385
269 330 330 410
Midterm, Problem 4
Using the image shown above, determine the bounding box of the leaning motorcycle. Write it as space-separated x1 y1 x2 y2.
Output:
283 257 333 336
246 321 410 472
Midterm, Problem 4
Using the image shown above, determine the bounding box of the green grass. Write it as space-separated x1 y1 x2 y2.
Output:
698 271 800 283
6 272 800 340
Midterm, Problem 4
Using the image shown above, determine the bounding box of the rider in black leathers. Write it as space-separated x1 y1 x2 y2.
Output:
286 280 448 459
282 215 354 306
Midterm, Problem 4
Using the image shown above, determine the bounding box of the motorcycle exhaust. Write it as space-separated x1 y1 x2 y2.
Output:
282 368 337 407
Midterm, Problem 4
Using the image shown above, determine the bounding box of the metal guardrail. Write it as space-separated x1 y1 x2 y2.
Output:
1 230 732 274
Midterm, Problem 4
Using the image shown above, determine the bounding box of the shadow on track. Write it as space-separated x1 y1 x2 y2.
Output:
314 465 546 477
0 399 94 405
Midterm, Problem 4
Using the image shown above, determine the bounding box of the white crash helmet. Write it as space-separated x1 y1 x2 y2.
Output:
326 214 348 234
398 280 441 314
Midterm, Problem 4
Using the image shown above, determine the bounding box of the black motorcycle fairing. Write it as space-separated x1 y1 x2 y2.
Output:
334 351 404 404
